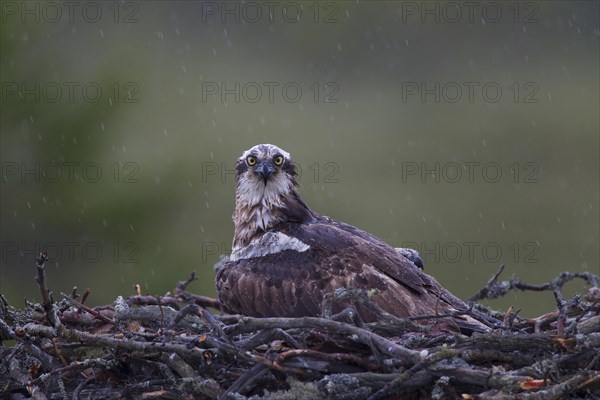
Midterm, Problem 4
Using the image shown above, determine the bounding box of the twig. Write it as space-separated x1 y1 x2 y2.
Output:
469 267 599 302
225 316 423 365
35 252 61 329
368 348 461 400
221 363 270 399
60 293 115 325
2 268 597 399
173 271 223 310
468 265 506 302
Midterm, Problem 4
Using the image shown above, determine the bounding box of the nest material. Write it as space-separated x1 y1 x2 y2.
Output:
1 256 599 400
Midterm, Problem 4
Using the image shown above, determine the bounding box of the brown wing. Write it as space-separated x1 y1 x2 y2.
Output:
217 248 330 317
216 219 475 322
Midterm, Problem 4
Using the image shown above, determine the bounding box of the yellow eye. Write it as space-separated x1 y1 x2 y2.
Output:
274 156 284 166
246 156 257 166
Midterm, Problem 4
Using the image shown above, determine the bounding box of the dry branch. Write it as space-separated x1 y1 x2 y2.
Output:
0 257 598 399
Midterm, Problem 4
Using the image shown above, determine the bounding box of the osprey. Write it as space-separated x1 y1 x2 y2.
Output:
216 144 491 333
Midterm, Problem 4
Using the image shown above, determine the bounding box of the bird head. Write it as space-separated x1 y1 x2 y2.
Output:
232 144 316 249
235 144 297 206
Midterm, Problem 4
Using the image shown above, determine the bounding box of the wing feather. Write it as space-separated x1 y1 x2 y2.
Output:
216 219 483 329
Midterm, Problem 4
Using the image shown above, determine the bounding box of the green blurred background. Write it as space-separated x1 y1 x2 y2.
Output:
1 1 598 316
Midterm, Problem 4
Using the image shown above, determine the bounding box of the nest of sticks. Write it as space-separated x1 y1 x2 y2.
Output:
1 253 599 400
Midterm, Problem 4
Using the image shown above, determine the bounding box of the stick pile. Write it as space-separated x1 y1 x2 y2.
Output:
1 255 598 399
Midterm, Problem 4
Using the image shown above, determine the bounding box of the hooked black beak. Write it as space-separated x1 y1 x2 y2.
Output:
256 161 275 183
